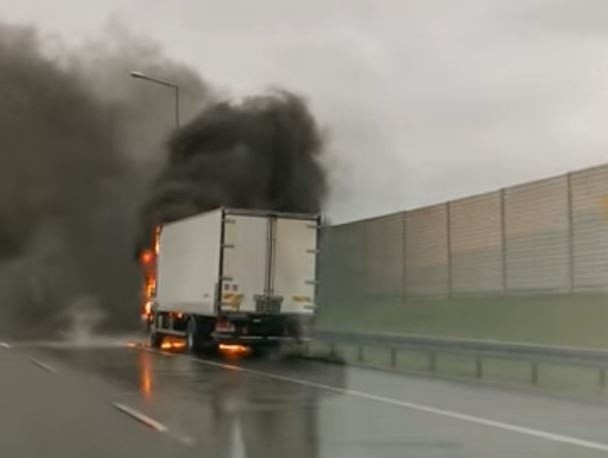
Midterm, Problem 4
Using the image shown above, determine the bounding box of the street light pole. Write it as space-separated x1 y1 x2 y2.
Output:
130 71 181 128
174 85 180 129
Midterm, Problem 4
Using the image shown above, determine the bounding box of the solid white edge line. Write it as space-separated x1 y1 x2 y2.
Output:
190 357 608 453
0 342 10 349
111 402 168 433
29 358 57 373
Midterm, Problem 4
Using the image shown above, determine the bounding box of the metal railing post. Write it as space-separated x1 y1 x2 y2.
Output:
357 345 364 363
531 361 539 386
429 351 437 372
390 347 397 368
475 357 483 379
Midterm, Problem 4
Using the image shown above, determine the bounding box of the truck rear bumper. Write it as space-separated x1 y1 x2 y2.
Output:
215 313 313 341
213 333 311 345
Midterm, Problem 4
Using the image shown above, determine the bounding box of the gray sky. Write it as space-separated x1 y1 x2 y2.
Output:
2 0 608 222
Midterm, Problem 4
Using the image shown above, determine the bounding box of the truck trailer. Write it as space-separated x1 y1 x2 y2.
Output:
142 208 320 352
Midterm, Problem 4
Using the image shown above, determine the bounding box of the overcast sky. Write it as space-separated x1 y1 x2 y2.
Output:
2 0 608 222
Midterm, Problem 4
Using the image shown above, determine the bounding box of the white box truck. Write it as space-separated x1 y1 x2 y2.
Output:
146 208 320 352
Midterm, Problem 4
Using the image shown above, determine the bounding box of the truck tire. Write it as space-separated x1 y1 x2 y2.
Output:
149 330 163 349
148 312 163 348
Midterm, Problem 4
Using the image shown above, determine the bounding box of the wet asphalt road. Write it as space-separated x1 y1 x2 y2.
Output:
2 340 608 457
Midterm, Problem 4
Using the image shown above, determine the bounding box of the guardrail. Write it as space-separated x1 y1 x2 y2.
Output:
308 330 608 390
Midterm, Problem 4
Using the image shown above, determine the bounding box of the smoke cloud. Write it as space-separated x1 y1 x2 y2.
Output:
0 21 327 339
137 91 327 252
0 22 209 338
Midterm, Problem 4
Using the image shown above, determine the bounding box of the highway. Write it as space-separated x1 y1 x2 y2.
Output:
2 339 608 457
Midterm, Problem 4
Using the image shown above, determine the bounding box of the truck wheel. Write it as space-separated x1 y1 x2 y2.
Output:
186 318 199 353
149 330 163 349
148 312 163 348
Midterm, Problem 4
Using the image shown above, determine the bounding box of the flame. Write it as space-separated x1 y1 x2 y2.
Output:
144 301 152 316
145 278 156 296
139 227 160 322
160 337 187 351
154 226 161 255
141 280 156 320
219 344 251 358
140 249 154 265
141 299 154 321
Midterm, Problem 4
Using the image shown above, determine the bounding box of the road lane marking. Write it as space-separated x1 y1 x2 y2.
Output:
0 342 10 349
30 358 57 373
111 402 196 445
111 402 168 432
175 434 196 446
191 357 608 453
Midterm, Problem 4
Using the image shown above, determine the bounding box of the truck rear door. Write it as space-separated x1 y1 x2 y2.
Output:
272 217 318 315
221 214 268 313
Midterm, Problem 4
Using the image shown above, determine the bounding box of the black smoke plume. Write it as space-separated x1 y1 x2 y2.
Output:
0 22 208 338
0 21 327 339
137 91 327 252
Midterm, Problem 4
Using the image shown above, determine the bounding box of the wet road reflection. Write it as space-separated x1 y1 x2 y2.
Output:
42 344 340 458
139 350 153 399
28 342 608 458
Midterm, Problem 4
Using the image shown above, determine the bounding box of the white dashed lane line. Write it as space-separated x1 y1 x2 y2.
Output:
111 402 168 432
111 402 195 445
29 358 57 373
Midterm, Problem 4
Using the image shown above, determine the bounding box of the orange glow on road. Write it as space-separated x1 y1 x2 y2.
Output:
139 351 153 398
219 344 251 358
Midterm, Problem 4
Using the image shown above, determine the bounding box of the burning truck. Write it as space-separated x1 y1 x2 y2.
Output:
135 91 326 351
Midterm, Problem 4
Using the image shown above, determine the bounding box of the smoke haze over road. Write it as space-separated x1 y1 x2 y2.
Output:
0 22 209 337
0 21 327 338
